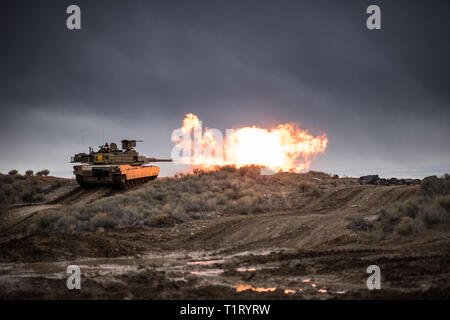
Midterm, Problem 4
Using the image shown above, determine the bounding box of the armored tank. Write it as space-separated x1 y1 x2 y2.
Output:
71 139 172 188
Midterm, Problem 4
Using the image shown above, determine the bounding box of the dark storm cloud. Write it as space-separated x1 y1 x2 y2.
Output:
0 0 449 177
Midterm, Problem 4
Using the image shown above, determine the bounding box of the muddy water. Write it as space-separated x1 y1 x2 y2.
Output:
0 247 352 298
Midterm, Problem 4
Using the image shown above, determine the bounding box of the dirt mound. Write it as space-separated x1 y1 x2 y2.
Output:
0 231 145 263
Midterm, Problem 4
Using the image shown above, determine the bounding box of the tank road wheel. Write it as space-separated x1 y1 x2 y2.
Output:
125 179 133 188
112 175 127 189
76 175 90 188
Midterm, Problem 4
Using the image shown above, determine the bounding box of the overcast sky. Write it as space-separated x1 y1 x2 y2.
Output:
0 0 449 178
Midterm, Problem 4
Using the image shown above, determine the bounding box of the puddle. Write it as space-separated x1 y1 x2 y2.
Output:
236 284 277 293
190 269 224 276
187 259 224 265
236 267 257 272
0 247 339 298
284 289 296 294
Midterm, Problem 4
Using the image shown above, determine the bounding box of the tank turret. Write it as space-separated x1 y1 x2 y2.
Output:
71 140 172 188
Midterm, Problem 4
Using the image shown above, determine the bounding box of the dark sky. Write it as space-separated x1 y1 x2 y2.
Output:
1 0 449 177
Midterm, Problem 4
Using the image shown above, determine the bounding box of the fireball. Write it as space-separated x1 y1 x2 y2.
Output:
172 113 328 172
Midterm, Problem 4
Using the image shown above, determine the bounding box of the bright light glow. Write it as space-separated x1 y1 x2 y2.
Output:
172 113 328 172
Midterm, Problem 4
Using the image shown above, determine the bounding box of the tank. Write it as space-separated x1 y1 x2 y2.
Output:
71 139 172 188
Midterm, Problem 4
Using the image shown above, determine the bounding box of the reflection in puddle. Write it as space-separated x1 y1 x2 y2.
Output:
236 267 257 272
302 279 311 283
235 284 277 293
284 289 296 294
190 269 224 276
0 247 341 298
187 259 224 265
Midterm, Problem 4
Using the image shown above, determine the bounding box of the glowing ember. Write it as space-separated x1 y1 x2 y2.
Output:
235 284 277 293
311 283 317 288
318 289 328 293
172 113 328 172
284 289 296 294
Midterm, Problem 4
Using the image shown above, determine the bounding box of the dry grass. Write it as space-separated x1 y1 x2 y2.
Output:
31 166 325 233
0 174 75 207
350 174 450 239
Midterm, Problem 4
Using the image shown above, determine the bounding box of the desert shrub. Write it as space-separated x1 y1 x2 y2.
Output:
25 170 34 176
210 185 221 193
89 213 116 230
8 170 18 175
224 188 238 200
421 174 450 197
21 190 44 203
36 169 50 176
54 215 79 233
40 181 64 194
361 193 449 239
183 194 208 212
402 201 420 218
421 206 449 226
224 195 259 214
296 181 320 196
215 193 228 205
346 217 372 232
35 211 60 231
394 217 415 236
12 183 23 193
2 185 13 197
31 168 313 233
434 194 450 212
145 213 177 227
0 191 6 204
193 168 206 176
238 165 261 179
1 175 14 184
383 204 404 223
218 165 237 174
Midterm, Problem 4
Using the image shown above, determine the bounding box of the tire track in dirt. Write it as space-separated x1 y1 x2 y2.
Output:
0 186 125 239
174 186 420 253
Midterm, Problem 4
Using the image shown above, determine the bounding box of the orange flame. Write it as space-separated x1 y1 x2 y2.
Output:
173 113 328 172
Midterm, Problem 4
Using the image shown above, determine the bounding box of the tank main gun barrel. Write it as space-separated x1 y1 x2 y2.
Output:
146 158 173 162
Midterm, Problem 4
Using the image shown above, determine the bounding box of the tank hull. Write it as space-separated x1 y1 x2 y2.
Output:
73 164 160 189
